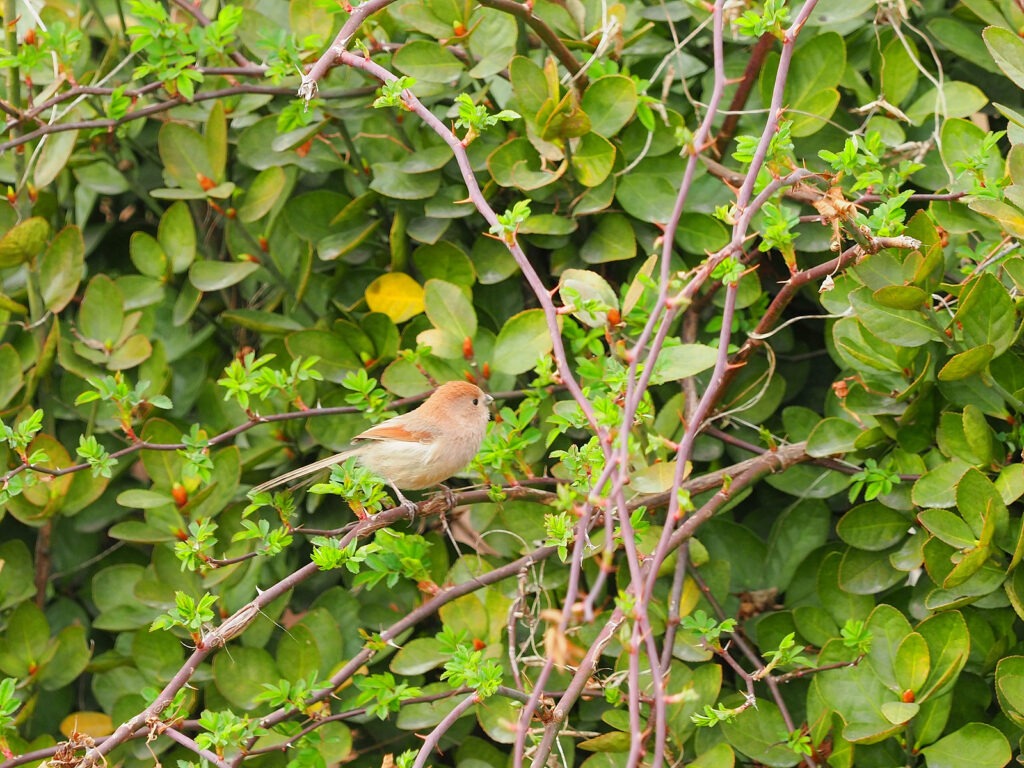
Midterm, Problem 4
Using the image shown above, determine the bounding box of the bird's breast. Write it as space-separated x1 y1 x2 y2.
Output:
353 435 479 490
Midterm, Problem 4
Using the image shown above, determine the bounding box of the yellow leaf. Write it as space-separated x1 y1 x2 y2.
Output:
60 711 113 738
364 273 425 323
679 577 701 617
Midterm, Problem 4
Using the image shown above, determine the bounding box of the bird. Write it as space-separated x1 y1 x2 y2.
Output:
250 381 493 516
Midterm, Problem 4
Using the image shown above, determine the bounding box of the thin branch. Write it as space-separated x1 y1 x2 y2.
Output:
412 693 480 768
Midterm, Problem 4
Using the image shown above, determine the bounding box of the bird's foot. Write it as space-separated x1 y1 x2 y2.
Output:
437 483 456 510
390 483 419 523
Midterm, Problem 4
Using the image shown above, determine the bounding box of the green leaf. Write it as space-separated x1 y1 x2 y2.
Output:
285 190 352 242
277 608 341 680
983 26 1024 90
894 631 930 694
472 235 519 284
837 503 910 551
424 279 477 341
968 197 1024 239
538 90 591 142
880 700 919 724
956 468 1007 538
865 603 914 689
509 55 549 121
369 162 442 199
961 404 996 469
212 647 279 710
35 128 79 189
318 220 381 261
130 232 168 279
838 546 905 595
688 742 736 768
488 138 564 190
677 213 731 257
465 9 517 76
570 132 616 188
289 0 333 44
390 637 447 675
806 417 862 457
879 34 919 106
760 32 844 137
954 274 1011 358
78 275 124 344
239 167 287 222
615 157 684 223
73 162 130 194
942 544 989 589
108 334 153 370
649 344 718 384
763 500 831 591
929 19 1001 74
173 281 202 326
942 119 1003 191
558 269 619 328
938 345 994 381
491 309 554 375
905 82 988 126
116 489 174 509
159 201 197 273
286 330 361 383
578 731 631 752
581 213 636 263
39 226 85 313
158 123 215 191
581 76 638 137
919 722 1011 768
206 100 227 180
995 656 1024 728
0 602 49 678
412 242 475 286
872 285 928 310
399 146 454 174
0 344 23 408
131 627 184 681
849 287 936 347
814 638 901 743
917 610 970 699
393 40 465 82
37 624 91 691
0 217 50 268
189 260 260 291
0 540 36 609
518 214 577 236
913 459 971 508
221 309 304 333
918 509 976 550
720 698 801 767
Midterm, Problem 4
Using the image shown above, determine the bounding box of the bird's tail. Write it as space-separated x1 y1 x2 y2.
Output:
250 450 352 494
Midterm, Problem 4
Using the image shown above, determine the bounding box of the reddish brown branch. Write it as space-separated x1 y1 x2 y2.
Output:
714 32 776 156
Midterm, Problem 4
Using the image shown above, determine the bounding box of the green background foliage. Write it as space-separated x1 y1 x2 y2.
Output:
2 0 1024 765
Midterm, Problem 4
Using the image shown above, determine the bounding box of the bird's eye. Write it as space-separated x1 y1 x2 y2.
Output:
472 397 479 405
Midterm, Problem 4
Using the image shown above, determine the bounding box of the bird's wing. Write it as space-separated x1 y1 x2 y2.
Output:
250 450 352 494
354 422 434 444
250 422 435 494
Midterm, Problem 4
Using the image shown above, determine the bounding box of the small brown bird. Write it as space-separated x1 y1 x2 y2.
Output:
251 381 493 513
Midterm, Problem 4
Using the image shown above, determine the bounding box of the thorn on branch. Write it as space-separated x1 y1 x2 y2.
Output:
297 75 318 106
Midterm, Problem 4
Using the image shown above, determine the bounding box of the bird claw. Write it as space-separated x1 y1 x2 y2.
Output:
398 499 418 523
437 483 456 510
389 483 419 523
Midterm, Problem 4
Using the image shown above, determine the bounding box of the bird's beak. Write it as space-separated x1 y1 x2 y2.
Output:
485 394 494 405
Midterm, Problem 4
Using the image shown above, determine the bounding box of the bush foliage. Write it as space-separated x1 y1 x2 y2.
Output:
2 0 1024 766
